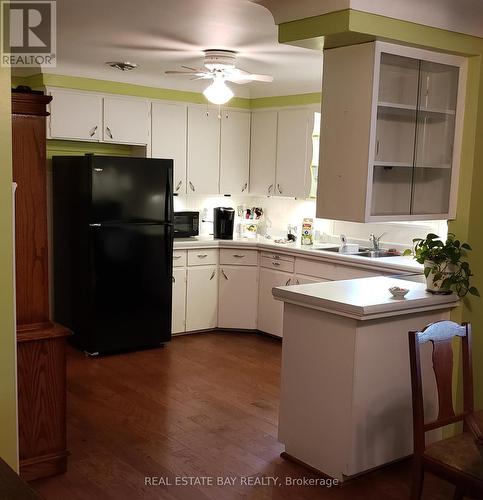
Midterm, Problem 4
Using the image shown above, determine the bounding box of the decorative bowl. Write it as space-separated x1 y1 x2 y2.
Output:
389 286 409 299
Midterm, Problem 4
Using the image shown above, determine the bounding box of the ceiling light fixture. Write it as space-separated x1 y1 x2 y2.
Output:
203 75 234 105
105 61 139 71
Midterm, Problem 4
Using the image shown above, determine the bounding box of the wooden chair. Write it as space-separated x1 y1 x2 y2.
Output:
408 321 483 500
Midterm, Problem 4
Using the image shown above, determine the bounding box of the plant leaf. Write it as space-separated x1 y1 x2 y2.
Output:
469 287 480 297
403 249 412 256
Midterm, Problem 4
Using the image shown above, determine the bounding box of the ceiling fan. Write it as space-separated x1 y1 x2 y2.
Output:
165 49 274 104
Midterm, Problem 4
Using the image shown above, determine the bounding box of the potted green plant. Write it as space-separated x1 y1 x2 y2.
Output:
403 233 479 298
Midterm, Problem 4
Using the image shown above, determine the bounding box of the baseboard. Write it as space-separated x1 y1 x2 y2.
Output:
20 451 68 482
280 452 336 481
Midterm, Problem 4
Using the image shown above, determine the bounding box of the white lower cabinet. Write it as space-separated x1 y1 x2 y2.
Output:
218 266 258 330
186 266 218 331
172 268 187 335
174 248 388 337
258 267 293 338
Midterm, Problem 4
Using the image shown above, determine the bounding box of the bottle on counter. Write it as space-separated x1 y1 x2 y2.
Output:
301 218 314 246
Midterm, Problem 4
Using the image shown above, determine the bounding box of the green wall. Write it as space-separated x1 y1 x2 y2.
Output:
0 67 18 470
278 9 483 408
12 73 321 109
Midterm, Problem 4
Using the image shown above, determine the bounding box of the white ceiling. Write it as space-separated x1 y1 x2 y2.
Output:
38 0 323 98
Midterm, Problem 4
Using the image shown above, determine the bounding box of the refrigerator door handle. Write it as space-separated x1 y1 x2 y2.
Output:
165 168 174 223
89 223 101 227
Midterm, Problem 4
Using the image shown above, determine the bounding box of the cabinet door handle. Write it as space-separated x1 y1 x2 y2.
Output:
272 261 280 267
277 184 283 194
221 269 228 280
89 125 98 137
175 180 182 192
105 126 113 139
173 255 181 260
172 276 176 283
268 184 273 194
272 255 280 260
210 270 216 280
197 254 208 258
189 181 195 192
285 278 291 286
233 254 245 258
376 139 380 156
241 182 248 192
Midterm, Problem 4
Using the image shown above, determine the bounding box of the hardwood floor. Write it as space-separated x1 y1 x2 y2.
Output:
32 332 455 499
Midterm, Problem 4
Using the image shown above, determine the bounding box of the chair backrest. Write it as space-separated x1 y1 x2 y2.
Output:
408 320 473 453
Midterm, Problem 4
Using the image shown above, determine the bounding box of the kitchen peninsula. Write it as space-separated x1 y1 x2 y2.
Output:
273 276 459 481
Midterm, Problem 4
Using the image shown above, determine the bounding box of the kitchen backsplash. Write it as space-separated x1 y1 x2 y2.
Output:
173 195 447 249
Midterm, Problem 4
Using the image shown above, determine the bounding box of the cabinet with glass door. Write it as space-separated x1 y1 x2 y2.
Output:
317 42 466 223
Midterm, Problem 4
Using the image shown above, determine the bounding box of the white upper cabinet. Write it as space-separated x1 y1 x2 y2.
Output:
103 97 150 145
48 89 102 141
317 42 466 222
249 108 317 198
187 106 220 194
249 110 278 196
219 109 250 195
151 102 187 195
276 108 314 198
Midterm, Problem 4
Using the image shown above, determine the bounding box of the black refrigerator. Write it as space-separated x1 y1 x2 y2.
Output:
52 155 173 355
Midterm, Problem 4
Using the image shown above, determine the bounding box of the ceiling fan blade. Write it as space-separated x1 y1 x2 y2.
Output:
224 76 249 85
226 73 274 83
244 73 274 82
190 75 213 81
181 65 205 72
165 71 207 77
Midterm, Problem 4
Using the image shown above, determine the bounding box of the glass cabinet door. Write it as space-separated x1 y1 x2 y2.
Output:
372 53 459 218
372 53 419 216
411 61 458 215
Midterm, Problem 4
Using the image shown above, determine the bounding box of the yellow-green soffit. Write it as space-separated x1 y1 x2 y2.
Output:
279 9 483 55
11 73 321 109
250 93 320 109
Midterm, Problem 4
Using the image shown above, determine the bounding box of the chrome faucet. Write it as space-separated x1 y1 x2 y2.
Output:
369 233 386 251
339 233 347 249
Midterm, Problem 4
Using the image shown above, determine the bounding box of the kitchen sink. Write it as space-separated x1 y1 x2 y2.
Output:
318 246 372 253
316 247 400 258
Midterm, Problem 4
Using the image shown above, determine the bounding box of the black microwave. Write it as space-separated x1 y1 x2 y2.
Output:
174 211 199 238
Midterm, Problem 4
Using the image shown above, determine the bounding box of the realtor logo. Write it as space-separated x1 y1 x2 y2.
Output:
1 0 56 67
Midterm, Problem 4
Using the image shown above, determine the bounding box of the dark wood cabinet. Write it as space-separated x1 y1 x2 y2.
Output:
12 91 71 481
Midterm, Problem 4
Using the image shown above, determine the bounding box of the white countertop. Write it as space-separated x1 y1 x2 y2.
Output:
173 236 423 274
272 276 459 320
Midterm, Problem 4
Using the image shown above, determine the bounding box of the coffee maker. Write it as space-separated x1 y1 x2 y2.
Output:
213 207 235 240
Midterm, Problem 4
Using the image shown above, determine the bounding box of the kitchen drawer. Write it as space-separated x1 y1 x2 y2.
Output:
295 258 379 281
295 258 337 280
220 249 258 266
187 248 219 266
173 250 187 267
261 251 294 263
261 256 294 273
335 265 379 280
